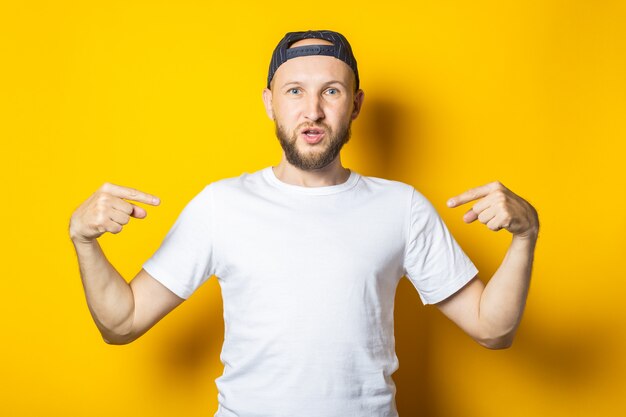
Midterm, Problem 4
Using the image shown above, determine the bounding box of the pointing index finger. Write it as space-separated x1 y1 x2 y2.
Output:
104 183 160 205
447 183 494 208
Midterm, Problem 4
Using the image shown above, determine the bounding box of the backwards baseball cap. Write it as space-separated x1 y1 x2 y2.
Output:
267 30 360 91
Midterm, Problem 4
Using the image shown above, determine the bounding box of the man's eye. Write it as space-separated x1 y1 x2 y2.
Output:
288 88 300 94
326 88 338 95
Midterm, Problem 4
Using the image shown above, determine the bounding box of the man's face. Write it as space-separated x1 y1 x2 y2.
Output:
262 39 364 171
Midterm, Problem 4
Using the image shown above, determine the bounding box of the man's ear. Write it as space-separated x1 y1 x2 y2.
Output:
351 89 365 120
262 88 274 120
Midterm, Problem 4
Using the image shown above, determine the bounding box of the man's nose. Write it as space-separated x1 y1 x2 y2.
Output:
304 94 325 121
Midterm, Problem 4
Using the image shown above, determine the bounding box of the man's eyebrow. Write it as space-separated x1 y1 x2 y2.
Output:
280 80 349 89
280 81 301 89
323 80 349 88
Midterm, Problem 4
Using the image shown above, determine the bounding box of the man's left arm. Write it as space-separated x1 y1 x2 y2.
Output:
436 181 539 349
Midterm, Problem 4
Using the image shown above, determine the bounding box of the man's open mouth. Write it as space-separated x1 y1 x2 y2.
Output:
301 128 325 144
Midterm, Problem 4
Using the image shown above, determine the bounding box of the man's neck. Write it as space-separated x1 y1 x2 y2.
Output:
272 158 351 187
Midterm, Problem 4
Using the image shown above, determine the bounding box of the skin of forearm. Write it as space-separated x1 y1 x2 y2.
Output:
71 238 136 344
478 233 537 347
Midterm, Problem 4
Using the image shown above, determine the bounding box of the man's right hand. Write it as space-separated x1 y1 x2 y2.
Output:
69 182 161 243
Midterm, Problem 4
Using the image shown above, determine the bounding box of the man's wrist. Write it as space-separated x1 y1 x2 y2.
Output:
69 232 98 247
512 227 539 246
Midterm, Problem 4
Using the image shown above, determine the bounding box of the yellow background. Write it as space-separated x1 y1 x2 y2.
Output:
2 0 625 415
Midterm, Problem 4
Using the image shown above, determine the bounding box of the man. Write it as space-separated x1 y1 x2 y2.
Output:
69 30 539 417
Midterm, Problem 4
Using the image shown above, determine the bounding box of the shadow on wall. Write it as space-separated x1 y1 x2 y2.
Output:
352 96 406 176
147 279 225 395
394 277 438 417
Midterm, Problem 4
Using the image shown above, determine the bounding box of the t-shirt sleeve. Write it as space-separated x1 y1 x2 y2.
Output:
142 184 216 300
403 187 478 305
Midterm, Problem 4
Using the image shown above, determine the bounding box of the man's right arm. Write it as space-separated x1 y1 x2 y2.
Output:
69 183 184 345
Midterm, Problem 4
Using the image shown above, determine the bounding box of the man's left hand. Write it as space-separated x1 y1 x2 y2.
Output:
446 181 539 239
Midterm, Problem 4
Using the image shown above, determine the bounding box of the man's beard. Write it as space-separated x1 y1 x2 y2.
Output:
274 120 352 171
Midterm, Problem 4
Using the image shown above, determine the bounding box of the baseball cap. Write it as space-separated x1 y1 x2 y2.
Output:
267 30 360 91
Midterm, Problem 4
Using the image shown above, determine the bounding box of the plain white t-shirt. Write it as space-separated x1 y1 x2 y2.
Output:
143 166 478 417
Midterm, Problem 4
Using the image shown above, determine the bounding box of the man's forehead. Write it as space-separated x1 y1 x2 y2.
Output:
288 38 334 48
272 54 354 90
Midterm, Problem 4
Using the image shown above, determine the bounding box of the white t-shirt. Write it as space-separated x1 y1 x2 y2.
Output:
143 166 478 417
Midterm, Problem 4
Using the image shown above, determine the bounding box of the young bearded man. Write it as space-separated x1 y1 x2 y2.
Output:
70 30 539 417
